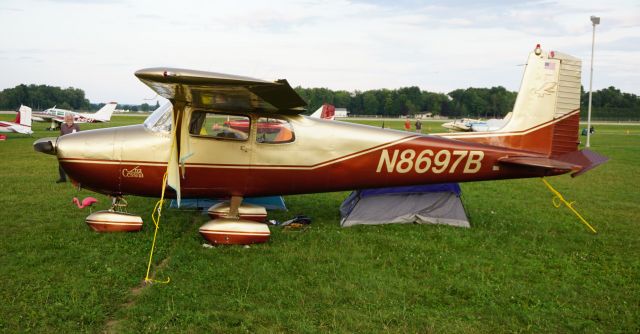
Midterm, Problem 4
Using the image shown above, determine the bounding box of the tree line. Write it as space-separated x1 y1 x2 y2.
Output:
0 84 158 112
296 85 640 120
0 83 638 120
0 84 90 111
295 86 518 119
580 86 640 120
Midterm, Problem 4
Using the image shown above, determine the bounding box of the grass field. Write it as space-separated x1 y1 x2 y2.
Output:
0 115 638 333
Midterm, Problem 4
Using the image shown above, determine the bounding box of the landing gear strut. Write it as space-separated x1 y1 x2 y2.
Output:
109 196 129 213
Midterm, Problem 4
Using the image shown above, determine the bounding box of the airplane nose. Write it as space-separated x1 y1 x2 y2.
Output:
33 137 57 155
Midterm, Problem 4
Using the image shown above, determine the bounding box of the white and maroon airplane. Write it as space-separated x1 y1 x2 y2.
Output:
0 105 33 135
32 102 117 129
34 46 607 244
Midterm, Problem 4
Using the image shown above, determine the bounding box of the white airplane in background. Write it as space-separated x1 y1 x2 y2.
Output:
32 102 117 129
0 105 33 135
442 112 513 132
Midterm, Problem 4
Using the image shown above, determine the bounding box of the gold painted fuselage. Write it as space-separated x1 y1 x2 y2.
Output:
54 108 567 199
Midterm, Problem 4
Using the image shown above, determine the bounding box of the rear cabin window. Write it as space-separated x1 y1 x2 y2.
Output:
256 118 295 144
189 111 250 141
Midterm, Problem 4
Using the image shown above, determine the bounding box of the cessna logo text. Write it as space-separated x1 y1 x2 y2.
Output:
376 149 484 174
122 166 144 178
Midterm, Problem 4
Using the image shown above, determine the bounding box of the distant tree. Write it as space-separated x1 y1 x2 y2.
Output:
362 91 379 114
0 84 90 110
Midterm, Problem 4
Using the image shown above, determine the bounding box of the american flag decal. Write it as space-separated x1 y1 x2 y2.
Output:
544 62 556 70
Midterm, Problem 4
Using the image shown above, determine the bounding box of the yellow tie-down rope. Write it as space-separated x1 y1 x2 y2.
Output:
143 172 171 284
541 178 597 234
143 110 183 285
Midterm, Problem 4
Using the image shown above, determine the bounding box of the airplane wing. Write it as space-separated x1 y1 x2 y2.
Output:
31 113 54 122
51 116 91 124
135 68 307 114
16 127 33 135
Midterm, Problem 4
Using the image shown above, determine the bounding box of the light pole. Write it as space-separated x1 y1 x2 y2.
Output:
586 15 600 148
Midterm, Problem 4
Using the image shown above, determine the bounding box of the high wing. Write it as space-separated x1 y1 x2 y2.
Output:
134 68 307 114
134 67 308 204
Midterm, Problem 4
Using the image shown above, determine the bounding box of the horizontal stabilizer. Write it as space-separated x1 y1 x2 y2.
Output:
553 149 609 177
498 156 578 172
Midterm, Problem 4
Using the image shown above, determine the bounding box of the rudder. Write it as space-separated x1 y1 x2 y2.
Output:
18 105 32 127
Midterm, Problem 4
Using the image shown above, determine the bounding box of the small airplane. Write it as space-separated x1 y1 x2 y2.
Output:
0 105 33 135
442 113 512 132
309 103 336 120
34 46 607 244
32 102 118 129
442 118 480 131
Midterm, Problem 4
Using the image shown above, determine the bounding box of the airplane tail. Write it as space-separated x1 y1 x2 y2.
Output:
498 46 582 157
310 103 336 120
18 105 32 127
93 102 117 121
442 45 607 175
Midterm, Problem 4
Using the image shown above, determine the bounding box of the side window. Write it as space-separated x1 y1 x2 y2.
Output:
189 111 250 141
256 118 295 144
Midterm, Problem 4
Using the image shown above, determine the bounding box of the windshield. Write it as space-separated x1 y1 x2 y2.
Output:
143 102 172 133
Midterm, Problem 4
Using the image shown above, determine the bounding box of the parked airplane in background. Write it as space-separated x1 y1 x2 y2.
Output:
0 105 33 135
32 102 117 129
309 103 336 120
442 113 512 132
34 46 607 245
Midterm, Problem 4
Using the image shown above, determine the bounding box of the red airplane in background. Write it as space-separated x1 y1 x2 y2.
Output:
1 105 33 135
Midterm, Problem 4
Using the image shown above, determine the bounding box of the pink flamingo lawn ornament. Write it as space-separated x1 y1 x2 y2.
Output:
72 197 98 209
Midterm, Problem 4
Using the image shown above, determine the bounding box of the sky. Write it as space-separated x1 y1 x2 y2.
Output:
0 0 638 105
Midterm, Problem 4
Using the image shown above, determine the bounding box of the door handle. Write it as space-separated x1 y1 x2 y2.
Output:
240 145 250 152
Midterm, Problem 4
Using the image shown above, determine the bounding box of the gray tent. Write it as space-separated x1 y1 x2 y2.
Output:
340 183 469 228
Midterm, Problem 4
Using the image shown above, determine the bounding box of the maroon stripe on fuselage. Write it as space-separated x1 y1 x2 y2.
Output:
60 135 566 198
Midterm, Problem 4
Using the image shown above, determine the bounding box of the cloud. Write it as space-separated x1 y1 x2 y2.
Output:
0 6 23 11
0 0 638 103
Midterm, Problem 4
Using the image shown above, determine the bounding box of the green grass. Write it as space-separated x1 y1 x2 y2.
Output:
0 116 639 333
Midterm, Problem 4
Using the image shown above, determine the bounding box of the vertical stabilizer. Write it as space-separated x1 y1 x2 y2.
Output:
310 103 336 120
440 46 582 157
18 105 32 127
93 102 117 121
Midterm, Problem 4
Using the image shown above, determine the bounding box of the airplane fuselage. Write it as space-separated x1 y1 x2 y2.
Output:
51 112 568 199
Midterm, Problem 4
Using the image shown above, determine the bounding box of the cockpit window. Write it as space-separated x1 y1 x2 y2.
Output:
256 118 295 144
189 111 250 141
143 103 172 133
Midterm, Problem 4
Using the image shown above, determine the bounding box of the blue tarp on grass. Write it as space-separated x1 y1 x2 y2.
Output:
170 196 287 211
